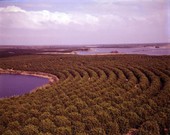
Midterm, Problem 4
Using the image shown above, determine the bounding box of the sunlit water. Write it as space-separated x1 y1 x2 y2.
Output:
0 74 49 98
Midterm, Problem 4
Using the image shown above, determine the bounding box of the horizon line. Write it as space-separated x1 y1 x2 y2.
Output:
0 42 169 47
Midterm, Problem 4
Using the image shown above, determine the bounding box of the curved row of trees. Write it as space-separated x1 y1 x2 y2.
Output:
0 54 170 135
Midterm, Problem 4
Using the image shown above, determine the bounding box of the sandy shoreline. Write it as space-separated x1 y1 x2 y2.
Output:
0 68 59 97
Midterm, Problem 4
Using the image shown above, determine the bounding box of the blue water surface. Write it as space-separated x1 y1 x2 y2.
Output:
76 47 170 55
0 74 49 98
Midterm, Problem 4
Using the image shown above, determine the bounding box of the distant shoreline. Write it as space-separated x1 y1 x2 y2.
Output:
0 43 169 57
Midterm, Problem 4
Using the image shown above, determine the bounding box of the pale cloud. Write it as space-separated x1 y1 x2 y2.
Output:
0 5 25 12
28 10 72 26
0 6 99 29
0 1 168 45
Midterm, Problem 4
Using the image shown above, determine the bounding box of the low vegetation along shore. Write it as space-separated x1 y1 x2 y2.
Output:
0 54 169 135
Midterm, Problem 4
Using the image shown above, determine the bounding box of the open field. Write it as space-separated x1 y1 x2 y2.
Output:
0 54 170 134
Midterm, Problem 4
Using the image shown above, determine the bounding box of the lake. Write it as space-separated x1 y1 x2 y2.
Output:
76 46 170 55
0 74 49 98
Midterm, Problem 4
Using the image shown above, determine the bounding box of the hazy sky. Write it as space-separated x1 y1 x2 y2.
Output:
0 0 169 45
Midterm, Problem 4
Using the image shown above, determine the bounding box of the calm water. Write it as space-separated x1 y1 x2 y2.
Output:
0 74 49 98
76 47 170 55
